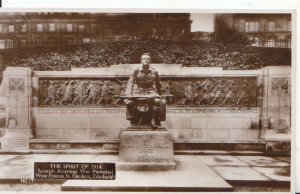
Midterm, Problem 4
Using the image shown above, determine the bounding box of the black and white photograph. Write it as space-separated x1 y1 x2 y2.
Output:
0 7 295 193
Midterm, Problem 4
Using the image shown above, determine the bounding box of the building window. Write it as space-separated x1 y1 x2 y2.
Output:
60 23 66 32
288 21 291 31
78 25 85 32
0 40 5 49
245 21 259 32
265 39 275 48
35 38 42 47
49 23 55 32
21 39 27 47
20 24 27 32
0 24 2 33
8 25 15 32
268 21 275 32
166 28 172 37
48 38 56 46
104 29 112 36
66 38 75 44
278 35 285 40
83 38 90 44
37 24 43 32
6 39 14 48
249 37 262 47
91 24 97 32
234 22 239 31
67 24 73 32
238 20 245 32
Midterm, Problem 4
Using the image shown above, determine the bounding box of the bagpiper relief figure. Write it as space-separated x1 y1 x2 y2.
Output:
97 81 115 106
43 81 56 106
210 79 225 105
72 81 89 106
60 80 75 105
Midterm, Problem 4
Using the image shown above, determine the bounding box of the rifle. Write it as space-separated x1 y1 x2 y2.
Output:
113 95 173 100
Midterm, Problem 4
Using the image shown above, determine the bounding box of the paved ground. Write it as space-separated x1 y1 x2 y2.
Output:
0 154 291 192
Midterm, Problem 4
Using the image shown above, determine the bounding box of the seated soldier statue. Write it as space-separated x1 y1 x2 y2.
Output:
124 53 163 129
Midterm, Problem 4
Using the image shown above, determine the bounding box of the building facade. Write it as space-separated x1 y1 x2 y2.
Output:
0 13 192 50
215 14 291 48
191 31 215 42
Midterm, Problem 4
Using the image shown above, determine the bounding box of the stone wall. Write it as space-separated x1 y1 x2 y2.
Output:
0 67 33 150
30 64 264 141
32 107 260 140
166 107 260 140
261 67 291 131
260 66 291 152
0 64 292 151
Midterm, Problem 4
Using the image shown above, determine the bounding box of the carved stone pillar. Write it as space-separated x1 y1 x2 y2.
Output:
1 67 33 151
261 66 291 152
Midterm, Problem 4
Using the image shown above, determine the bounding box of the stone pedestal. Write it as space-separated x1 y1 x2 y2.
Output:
261 67 291 131
261 66 292 153
0 67 33 150
118 130 176 170
260 67 291 152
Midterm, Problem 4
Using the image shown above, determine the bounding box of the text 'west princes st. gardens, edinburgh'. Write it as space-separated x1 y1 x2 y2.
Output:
34 162 115 180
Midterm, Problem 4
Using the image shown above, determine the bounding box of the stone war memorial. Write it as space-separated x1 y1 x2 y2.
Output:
0 64 291 154
0 12 293 192
0 62 292 192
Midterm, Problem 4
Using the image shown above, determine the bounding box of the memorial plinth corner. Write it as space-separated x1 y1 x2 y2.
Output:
0 67 33 150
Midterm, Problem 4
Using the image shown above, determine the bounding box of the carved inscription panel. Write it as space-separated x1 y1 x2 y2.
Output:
119 131 174 163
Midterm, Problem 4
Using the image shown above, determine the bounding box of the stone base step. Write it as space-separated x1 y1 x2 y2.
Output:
0 150 30 154
3 149 287 157
29 138 266 151
27 149 266 156
179 139 266 152
29 149 118 155
175 150 265 156
62 180 233 192
29 138 119 151
26 138 290 156
61 156 233 192
117 162 177 171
